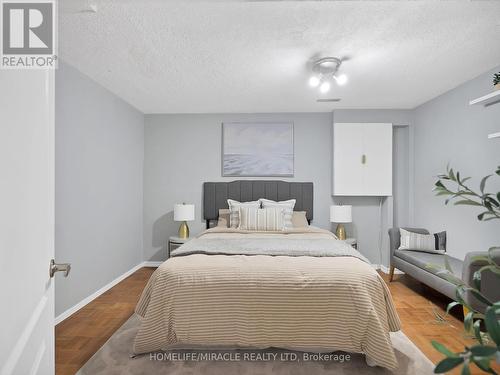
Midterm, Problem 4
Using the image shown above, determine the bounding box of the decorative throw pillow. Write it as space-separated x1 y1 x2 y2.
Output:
227 199 260 228
216 209 231 228
259 198 296 229
291 211 309 228
238 207 285 231
399 228 447 254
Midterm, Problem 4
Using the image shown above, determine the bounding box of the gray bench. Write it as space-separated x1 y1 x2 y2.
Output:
388 227 499 313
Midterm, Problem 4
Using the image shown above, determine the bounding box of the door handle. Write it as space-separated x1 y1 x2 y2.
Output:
361 154 366 164
49 259 71 278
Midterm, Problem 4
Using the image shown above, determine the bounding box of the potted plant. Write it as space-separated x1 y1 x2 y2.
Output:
431 166 500 374
494 73 500 90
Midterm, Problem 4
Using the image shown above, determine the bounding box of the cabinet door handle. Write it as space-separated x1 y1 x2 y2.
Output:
361 154 366 164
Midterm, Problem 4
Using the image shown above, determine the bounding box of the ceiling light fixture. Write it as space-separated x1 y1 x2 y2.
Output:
308 76 320 87
308 57 348 94
333 73 348 86
319 81 331 93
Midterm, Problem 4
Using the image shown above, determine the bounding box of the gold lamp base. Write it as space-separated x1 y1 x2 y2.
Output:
336 224 346 240
178 221 190 239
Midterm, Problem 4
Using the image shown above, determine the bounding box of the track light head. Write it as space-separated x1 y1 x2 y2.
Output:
319 81 331 94
334 74 348 86
308 75 320 87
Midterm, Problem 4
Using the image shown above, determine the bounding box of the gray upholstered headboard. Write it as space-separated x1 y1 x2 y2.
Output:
203 180 313 228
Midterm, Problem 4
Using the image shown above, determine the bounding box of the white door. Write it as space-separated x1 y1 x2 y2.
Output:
333 123 364 195
363 123 393 196
0 69 55 375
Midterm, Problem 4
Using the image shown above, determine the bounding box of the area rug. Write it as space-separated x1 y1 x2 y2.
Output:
77 315 434 374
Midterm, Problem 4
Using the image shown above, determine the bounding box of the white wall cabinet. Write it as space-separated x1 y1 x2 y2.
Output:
333 123 393 196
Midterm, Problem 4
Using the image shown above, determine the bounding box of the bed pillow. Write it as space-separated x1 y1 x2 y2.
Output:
291 211 309 228
227 199 260 228
238 207 285 231
398 228 446 254
259 198 296 229
216 209 231 228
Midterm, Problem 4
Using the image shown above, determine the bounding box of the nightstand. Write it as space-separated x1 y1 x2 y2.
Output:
168 236 190 258
345 238 357 250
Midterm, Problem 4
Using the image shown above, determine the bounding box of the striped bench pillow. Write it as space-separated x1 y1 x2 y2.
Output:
398 228 446 254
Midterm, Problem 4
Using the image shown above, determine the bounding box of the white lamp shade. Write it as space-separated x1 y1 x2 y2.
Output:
174 204 195 221
330 205 352 223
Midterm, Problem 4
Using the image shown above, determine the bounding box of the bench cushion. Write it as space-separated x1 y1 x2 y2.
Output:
394 249 462 278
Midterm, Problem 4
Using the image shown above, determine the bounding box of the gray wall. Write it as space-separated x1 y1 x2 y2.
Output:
55 62 144 316
54 59 499 318
413 66 500 260
143 111 411 265
144 113 332 261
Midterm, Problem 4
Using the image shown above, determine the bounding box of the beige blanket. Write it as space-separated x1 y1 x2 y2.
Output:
134 227 401 370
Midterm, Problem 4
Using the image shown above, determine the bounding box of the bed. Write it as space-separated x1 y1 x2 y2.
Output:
133 181 401 370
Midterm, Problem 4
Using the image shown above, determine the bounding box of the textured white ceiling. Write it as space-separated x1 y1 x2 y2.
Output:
59 1 500 114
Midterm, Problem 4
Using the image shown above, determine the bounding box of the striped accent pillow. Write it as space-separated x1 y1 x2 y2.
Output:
259 198 296 230
227 199 260 228
238 207 285 231
398 229 446 254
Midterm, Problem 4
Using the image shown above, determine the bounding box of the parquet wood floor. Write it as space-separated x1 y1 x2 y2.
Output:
56 267 497 374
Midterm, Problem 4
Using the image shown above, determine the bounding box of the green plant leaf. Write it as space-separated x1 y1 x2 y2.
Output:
454 200 483 206
431 340 458 357
464 311 474 332
470 255 493 265
478 212 489 221
434 357 464 373
485 197 499 208
470 345 498 357
480 175 492 193
461 177 471 184
478 265 500 278
473 270 482 290
484 307 500 347
449 168 456 181
435 191 451 196
435 180 446 189
455 286 473 311
483 216 500 221
473 320 484 345
471 357 496 373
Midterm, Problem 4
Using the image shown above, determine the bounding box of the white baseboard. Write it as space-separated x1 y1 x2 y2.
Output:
55 260 165 325
142 261 163 267
56 260 398 325
55 262 145 325
371 264 404 275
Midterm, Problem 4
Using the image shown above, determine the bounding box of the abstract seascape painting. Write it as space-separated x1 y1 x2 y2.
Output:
222 122 294 176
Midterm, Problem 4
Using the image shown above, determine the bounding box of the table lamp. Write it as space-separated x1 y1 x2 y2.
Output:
330 205 352 240
174 203 195 239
